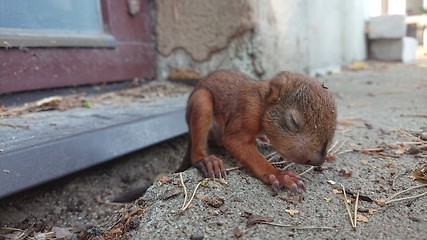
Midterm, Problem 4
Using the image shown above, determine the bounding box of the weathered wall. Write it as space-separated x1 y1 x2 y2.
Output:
154 0 367 80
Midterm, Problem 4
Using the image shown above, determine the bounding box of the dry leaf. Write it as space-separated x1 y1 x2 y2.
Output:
285 209 299 216
95 195 103 204
356 214 369 222
36 96 63 107
327 180 337 185
204 195 225 208
412 165 427 183
368 208 377 215
339 169 353 177
332 189 342 194
348 61 367 70
234 227 242 238
375 199 385 207
325 153 337 162
358 207 377 215
279 196 299 205
393 144 406 155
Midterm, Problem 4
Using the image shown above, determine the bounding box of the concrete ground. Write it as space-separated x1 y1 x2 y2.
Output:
128 61 427 239
0 61 426 239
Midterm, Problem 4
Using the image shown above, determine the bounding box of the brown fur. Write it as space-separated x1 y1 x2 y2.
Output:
177 70 337 193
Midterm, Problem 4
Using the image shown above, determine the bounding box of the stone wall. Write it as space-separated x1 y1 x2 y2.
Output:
154 0 367 80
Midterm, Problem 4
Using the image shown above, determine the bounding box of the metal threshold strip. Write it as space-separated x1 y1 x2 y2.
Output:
0 109 187 198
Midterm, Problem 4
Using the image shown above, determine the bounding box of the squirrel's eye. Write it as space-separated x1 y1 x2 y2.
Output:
285 111 300 132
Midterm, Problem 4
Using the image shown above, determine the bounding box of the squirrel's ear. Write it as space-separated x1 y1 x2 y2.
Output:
267 73 288 103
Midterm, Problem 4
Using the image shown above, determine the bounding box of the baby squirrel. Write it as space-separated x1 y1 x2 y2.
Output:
113 70 336 202
176 70 337 194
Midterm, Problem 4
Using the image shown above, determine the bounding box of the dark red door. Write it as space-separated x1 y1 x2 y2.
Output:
0 0 155 94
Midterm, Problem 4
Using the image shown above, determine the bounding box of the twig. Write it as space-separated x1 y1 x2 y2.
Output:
333 140 347 154
398 129 427 144
327 140 339 153
181 181 203 211
379 152 400 158
260 222 334 230
266 152 278 162
0 122 29 129
385 184 427 202
396 141 426 145
226 166 242 172
391 172 406 187
354 191 359 229
299 166 315 176
385 191 427 205
0 227 24 232
353 147 384 154
281 162 294 170
271 160 289 166
180 173 188 210
341 184 356 230
401 114 427 118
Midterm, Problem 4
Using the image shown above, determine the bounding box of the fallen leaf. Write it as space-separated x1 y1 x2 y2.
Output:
412 165 427 183
327 180 337 185
279 196 299 205
324 197 332 202
325 153 337 162
358 207 377 215
339 169 353 177
348 61 367 70
95 195 102 204
374 199 385 207
392 144 406 155
36 96 63 107
234 227 242 238
204 195 225 208
82 100 93 108
154 173 169 184
285 209 299 216
356 214 369 222
332 189 342 194
368 208 377 215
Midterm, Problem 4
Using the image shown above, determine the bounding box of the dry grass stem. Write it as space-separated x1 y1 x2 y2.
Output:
385 191 427 205
180 173 188 210
225 166 243 172
333 140 347 154
281 162 294 170
385 184 427 205
270 160 289 166
260 222 334 230
299 166 315 176
401 114 427 118
341 184 356 230
398 129 427 143
181 181 203 211
0 122 29 129
354 191 359 228
327 140 339 153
